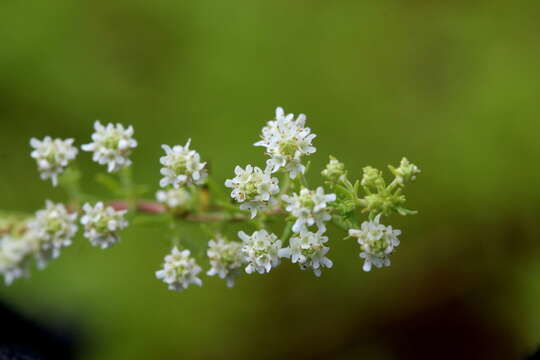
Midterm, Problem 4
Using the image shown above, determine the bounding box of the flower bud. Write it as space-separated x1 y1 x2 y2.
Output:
361 166 385 190
389 157 420 185
363 191 406 217
321 156 346 182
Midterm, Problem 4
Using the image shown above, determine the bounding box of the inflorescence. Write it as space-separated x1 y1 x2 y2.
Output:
1 107 420 290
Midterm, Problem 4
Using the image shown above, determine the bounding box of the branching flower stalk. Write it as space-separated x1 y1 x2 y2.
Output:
0 107 421 289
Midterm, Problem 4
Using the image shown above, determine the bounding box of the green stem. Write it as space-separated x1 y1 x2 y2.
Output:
59 167 83 210
300 173 309 188
355 198 367 208
280 221 293 244
168 213 181 248
280 175 291 195
252 213 266 230
332 215 356 231
120 167 136 211
216 200 248 214
386 176 404 193
206 177 228 203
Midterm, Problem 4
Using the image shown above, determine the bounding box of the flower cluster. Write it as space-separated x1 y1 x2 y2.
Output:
282 187 336 233
238 230 285 274
0 233 37 285
82 121 137 173
156 247 202 291
255 107 316 179
3 106 421 290
348 215 401 272
0 201 131 285
81 202 128 249
30 137 78 186
160 139 207 188
206 237 245 288
280 231 332 276
225 165 279 218
156 188 191 210
27 201 78 267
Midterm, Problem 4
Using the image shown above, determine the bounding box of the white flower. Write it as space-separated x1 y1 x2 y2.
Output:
348 214 401 272
225 165 279 218
238 230 284 274
206 238 245 288
0 233 38 285
27 200 78 268
279 231 333 277
282 187 336 233
30 137 78 186
159 139 207 188
80 202 128 249
81 121 137 173
156 247 202 291
254 106 316 179
156 188 191 209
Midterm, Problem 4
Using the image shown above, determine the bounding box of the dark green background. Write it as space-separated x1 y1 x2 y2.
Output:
1 1 539 359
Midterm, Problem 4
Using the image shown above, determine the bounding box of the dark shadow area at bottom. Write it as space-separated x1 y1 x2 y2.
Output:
0 302 81 360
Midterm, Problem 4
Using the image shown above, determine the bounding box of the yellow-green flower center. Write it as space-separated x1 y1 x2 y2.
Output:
279 140 298 157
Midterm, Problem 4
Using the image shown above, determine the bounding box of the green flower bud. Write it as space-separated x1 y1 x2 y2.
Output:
361 166 385 190
321 156 346 182
389 157 420 186
363 191 407 217
334 200 357 215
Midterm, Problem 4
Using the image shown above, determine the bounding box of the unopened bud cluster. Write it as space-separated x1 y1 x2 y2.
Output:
321 156 346 182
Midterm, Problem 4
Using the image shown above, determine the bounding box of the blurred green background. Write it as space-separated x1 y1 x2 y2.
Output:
1 0 540 359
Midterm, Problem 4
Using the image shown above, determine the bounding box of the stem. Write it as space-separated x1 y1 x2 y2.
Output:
169 213 179 246
216 200 248 214
186 212 249 222
206 177 228 204
2 198 286 236
108 200 249 221
300 173 309 188
207 176 251 216
280 174 291 195
355 198 367 208
332 215 356 231
280 221 293 244
59 167 83 210
119 167 136 211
